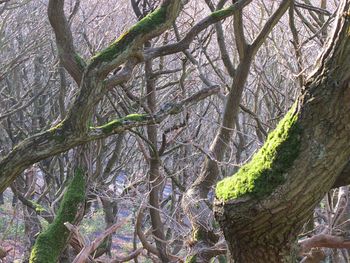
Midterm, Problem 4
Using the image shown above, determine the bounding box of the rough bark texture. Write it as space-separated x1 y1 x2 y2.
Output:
182 1 292 261
214 2 350 262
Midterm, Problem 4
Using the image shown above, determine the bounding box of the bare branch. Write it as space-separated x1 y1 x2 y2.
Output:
68 218 129 263
145 0 252 60
48 0 85 84
299 234 350 251
233 8 247 60
251 0 292 55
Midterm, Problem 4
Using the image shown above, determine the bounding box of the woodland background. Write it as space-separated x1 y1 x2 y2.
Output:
0 0 349 262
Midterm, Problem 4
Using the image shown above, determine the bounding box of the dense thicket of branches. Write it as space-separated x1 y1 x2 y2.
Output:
0 0 350 262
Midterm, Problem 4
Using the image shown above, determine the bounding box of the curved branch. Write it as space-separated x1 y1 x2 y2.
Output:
48 0 85 84
136 203 159 257
145 0 252 60
88 0 183 77
0 86 219 193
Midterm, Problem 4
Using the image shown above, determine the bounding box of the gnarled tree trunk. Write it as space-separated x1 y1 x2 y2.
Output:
214 1 350 262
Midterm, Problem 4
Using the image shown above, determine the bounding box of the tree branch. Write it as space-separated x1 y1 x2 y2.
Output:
0 86 219 193
233 8 247 60
48 0 85 84
251 0 292 55
88 0 184 77
145 0 252 60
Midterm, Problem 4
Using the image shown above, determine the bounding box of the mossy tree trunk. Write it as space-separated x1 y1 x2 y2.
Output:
182 1 292 261
29 168 86 263
214 1 350 262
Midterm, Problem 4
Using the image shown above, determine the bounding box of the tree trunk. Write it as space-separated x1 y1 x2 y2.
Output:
99 195 118 257
29 166 86 263
145 51 169 262
182 1 292 261
214 2 350 262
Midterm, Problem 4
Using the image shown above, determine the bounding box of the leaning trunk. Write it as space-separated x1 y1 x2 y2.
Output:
214 2 350 262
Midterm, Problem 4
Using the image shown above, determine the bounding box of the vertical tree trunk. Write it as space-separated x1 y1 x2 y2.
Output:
100 194 118 257
145 51 168 262
182 1 293 261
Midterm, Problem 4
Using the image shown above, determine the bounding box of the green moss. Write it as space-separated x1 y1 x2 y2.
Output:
74 53 87 70
193 228 204 242
89 6 168 67
216 108 302 201
210 5 235 19
97 120 122 134
186 255 197 263
29 169 86 263
29 201 47 214
94 113 148 134
123 113 148 122
48 122 63 132
217 255 227 263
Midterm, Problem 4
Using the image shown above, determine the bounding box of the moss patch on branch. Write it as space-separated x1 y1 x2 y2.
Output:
216 108 302 201
94 113 148 134
74 53 87 70
89 6 168 67
185 255 197 263
210 5 236 20
49 122 66 143
29 169 86 263
29 201 47 214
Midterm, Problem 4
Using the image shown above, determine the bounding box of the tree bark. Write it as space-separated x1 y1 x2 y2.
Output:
29 168 86 263
214 1 350 262
182 1 292 261
145 51 169 262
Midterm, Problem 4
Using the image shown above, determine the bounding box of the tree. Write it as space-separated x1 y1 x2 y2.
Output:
214 1 350 262
1 0 350 262
0 0 240 261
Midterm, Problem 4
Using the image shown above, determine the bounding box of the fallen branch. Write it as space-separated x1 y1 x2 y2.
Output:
65 217 130 263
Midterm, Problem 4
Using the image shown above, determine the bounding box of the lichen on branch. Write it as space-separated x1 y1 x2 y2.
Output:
216 107 302 201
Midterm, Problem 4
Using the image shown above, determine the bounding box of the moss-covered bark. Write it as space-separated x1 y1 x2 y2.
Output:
29 169 86 263
214 2 350 262
216 107 301 200
93 113 149 134
185 255 197 263
88 1 182 75
89 6 168 66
